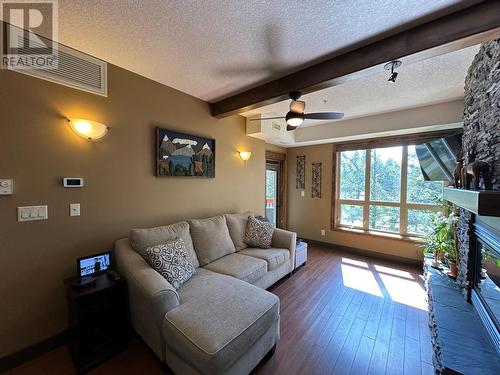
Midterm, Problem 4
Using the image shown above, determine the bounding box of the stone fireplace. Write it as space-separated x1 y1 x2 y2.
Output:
425 39 500 373
456 38 500 300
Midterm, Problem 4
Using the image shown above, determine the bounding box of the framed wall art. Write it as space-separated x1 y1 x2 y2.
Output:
156 127 215 177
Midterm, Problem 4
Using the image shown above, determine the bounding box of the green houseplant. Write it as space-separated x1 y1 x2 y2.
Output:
423 212 458 277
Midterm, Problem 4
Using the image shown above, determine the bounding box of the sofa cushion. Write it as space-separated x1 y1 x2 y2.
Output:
203 253 267 284
164 270 279 374
145 238 196 290
238 248 290 271
130 221 199 268
244 216 274 249
225 212 253 251
189 215 235 266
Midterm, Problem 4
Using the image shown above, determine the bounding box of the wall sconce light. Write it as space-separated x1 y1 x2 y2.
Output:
239 151 252 161
68 118 109 141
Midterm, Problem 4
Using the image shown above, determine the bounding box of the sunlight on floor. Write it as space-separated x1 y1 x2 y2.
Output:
340 259 428 311
379 273 428 311
342 257 369 268
341 264 383 297
374 264 414 280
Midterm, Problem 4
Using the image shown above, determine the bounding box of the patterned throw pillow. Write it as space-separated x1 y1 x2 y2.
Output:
145 238 196 290
243 216 274 249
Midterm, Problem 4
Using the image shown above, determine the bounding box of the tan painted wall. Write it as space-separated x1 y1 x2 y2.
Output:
287 144 422 261
0 66 270 356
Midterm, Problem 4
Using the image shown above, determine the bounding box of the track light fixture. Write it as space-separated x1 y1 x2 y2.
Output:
384 60 402 83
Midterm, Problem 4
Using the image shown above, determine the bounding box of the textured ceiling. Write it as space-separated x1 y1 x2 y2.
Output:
242 45 480 125
56 0 467 102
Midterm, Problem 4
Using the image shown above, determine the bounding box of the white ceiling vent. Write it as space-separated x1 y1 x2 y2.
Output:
8 35 107 97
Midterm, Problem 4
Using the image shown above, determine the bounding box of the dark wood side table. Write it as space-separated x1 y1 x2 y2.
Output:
64 273 128 374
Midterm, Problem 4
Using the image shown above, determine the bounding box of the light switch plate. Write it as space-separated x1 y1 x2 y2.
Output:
70 203 80 216
18 205 48 222
301 190 305 197
0 179 13 195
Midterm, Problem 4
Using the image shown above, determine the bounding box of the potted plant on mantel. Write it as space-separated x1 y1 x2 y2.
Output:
423 212 459 278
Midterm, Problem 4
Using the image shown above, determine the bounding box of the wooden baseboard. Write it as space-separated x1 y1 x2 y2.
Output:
302 238 423 268
0 330 67 373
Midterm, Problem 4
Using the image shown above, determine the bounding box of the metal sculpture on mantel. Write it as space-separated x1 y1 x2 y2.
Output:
461 151 492 190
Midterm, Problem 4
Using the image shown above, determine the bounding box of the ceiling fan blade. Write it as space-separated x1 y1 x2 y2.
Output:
304 112 344 120
290 100 305 113
287 125 298 131
249 116 285 121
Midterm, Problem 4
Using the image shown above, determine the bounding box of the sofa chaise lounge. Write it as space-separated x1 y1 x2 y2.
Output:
115 213 297 375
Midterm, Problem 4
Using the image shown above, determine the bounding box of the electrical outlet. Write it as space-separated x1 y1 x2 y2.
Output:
70 203 81 217
321 229 326 236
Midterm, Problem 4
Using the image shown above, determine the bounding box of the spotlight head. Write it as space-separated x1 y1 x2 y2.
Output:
388 72 398 83
384 60 402 83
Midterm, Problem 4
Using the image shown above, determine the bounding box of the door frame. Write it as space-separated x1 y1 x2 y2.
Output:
265 150 287 229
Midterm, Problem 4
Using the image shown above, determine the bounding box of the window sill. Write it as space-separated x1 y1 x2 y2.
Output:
333 226 425 243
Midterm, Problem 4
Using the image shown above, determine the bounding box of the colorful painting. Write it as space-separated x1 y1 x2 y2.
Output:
156 128 215 177
312 162 322 198
296 155 305 189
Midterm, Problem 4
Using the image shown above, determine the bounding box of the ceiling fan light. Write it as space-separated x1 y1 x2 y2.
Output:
285 111 304 127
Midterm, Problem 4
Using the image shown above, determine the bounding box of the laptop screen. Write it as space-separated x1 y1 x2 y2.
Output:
78 252 111 276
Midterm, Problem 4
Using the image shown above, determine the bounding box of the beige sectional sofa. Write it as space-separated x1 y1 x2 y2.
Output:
114 213 297 375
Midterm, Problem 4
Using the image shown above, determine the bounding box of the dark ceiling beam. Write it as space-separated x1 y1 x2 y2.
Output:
210 0 500 118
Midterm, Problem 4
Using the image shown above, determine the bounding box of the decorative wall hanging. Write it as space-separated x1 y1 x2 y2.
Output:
156 127 215 177
296 155 305 189
312 162 322 198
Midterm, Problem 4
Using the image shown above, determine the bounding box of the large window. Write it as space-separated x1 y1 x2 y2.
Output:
336 145 443 237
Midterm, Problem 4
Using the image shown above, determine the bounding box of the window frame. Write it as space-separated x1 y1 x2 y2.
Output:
333 144 443 239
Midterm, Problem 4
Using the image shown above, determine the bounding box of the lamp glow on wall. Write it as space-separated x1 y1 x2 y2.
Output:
239 151 252 161
68 118 109 141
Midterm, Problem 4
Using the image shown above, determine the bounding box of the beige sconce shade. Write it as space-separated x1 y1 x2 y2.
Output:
68 118 109 140
239 151 252 161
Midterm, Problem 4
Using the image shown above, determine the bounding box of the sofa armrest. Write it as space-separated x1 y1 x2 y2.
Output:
272 228 297 269
114 238 180 360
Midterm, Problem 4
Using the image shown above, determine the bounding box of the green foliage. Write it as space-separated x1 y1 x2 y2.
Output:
370 148 401 202
407 209 434 235
369 206 399 232
340 151 366 200
422 212 458 262
340 204 363 227
266 170 276 199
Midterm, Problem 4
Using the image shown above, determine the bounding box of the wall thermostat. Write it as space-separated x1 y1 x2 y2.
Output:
63 178 84 187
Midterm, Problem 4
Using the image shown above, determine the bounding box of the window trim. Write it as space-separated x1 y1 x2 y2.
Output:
333 144 443 238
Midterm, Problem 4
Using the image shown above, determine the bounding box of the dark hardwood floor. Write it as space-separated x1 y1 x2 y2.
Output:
7 245 433 375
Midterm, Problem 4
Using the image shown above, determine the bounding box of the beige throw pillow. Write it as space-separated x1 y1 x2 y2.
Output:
189 215 236 266
130 221 199 268
225 212 254 251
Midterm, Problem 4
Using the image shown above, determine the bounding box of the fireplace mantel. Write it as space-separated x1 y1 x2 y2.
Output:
443 187 500 216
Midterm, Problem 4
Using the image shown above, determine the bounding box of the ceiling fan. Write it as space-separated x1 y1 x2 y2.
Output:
251 91 344 131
